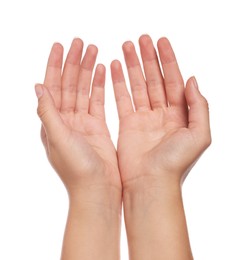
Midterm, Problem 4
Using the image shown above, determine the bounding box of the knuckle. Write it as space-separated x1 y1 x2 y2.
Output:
147 78 163 89
200 96 209 109
115 93 131 103
91 97 104 106
166 79 184 89
48 84 60 92
65 83 77 93
37 105 49 120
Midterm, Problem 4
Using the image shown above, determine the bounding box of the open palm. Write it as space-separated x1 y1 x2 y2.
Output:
111 35 211 190
37 39 120 193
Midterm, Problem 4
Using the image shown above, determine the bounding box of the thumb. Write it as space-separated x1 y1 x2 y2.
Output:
185 77 211 148
35 84 64 139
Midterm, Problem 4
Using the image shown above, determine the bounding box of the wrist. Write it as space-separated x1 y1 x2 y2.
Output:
122 174 192 260
123 177 182 215
123 175 183 238
62 191 121 260
68 184 122 218
123 173 181 198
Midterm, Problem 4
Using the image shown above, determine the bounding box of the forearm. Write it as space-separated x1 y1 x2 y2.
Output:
61 191 122 260
123 180 193 260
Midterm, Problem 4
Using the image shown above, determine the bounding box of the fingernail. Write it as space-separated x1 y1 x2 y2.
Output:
192 76 199 90
35 84 43 98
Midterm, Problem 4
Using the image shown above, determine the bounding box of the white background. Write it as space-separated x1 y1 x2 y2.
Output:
0 0 244 259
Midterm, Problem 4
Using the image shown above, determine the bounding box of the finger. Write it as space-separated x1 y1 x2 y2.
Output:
157 37 186 108
185 77 211 148
139 35 167 108
89 64 106 119
44 43 63 109
35 84 64 142
75 45 98 113
61 38 83 113
111 60 134 119
122 41 151 111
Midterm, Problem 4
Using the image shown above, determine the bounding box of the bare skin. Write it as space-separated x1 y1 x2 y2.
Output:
36 39 122 260
36 35 211 260
111 35 211 260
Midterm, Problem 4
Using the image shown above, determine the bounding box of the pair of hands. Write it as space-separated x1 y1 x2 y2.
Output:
36 34 211 259
36 35 210 205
